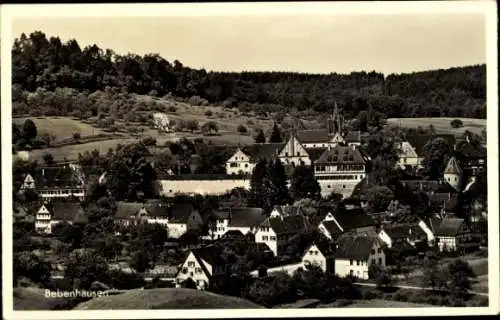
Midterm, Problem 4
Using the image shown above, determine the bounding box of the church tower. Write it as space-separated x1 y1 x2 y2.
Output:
444 156 463 192
328 102 344 137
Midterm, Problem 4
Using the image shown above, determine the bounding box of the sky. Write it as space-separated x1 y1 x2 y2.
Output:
11 13 486 75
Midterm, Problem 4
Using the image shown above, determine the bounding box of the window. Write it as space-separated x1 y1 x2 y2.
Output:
349 270 354 276
357 260 360 266
188 261 195 267
285 152 289 157
378 258 382 265
350 259 353 265
309 250 313 255
230 163 238 168
262 236 268 241
270 236 276 241
377 248 381 254
245 164 248 168
371 249 375 255
297 152 301 156
195 267 202 274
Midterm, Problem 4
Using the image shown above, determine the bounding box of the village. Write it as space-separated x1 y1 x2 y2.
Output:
12 102 488 308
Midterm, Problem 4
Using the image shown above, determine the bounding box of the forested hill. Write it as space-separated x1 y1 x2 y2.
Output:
12 31 486 118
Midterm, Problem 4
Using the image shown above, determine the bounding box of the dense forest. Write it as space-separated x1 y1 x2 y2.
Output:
12 31 486 118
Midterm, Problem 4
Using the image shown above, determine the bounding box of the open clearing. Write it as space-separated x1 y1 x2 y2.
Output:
13 117 107 142
74 288 263 309
387 117 486 136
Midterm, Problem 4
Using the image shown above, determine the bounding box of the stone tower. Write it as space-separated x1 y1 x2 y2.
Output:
443 156 463 192
327 102 344 137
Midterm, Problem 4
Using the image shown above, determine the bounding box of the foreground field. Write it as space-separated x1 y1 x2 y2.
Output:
13 287 67 310
387 117 486 136
318 299 434 308
75 288 263 309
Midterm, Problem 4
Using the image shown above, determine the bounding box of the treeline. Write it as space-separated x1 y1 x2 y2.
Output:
12 31 486 118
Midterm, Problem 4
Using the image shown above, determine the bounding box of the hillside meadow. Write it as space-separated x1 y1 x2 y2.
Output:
386 117 486 136
12 116 108 142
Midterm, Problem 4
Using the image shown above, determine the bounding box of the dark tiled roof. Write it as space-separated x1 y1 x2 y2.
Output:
313 241 336 256
455 141 486 159
382 224 426 241
322 220 343 241
115 202 144 219
335 235 379 260
423 217 443 233
143 201 169 218
221 230 246 240
263 215 309 235
225 207 266 228
272 205 305 217
405 134 456 155
444 157 462 175
242 143 285 162
306 147 328 162
192 245 221 266
30 165 84 189
435 218 465 236
51 202 84 221
344 131 362 143
168 204 196 223
296 129 330 143
315 146 366 165
333 208 375 232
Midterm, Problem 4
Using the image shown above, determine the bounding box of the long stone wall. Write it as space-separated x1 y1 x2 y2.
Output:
155 179 251 197
318 180 360 199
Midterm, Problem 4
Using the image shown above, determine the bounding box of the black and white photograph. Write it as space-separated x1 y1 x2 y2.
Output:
1 1 498 318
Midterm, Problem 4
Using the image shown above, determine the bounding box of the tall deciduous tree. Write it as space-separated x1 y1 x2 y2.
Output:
106 142 156 201
268 159 290 206
22 119 37 141
290 165 320 200
249 159 273 210
421 138 452 180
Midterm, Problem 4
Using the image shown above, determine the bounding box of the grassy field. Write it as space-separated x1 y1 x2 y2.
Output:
14 95 280 162
74 288 263 309
387 117 486 136
318 299 434 308
13 117 107 142
13 287 69 310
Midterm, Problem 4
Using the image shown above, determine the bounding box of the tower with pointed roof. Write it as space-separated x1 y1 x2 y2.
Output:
327 102 344 137
443 156 463 191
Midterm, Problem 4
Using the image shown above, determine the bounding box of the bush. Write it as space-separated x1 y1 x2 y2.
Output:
450 119 464 128
73 132 81 140
237 124 248 134
361 288 381 300
167 106 177 113
204 110 213 117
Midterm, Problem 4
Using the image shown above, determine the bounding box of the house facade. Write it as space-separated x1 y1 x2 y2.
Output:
313 145 368 198
175 246 221 290
208 207 266 240
435 218 476 252
35 202 85 234
302 242 335 273
19 165 86 200
334 235 386 280
255 214 309 256
378 224 427 249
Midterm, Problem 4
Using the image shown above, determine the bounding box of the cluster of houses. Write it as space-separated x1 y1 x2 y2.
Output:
14 107 487 291
225 104 368 198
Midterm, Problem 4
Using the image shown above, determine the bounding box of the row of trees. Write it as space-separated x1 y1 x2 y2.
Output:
13 31 486 118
